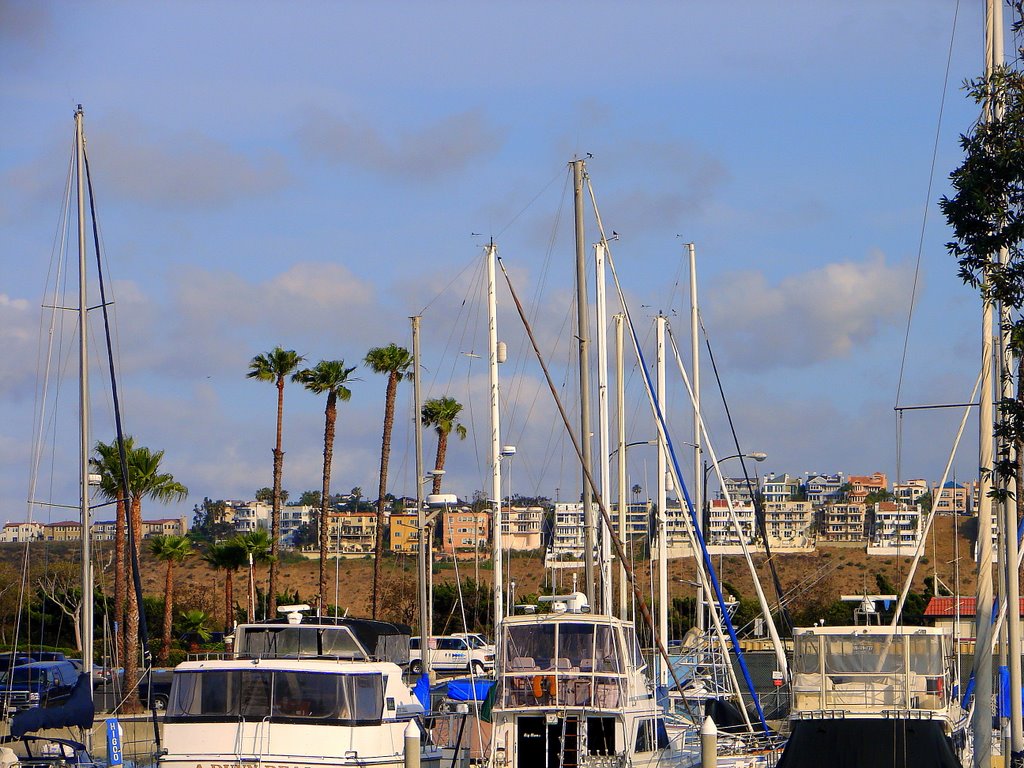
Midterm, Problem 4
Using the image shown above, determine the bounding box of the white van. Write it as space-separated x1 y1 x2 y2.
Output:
409 635 495 675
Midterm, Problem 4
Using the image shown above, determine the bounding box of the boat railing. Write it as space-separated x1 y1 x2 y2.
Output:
791 670 948 713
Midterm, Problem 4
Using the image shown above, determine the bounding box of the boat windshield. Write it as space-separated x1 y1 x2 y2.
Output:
166 670 383 723
501 620 625 709
235 626 367 660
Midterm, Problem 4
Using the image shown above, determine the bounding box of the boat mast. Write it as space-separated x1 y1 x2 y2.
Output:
75 106 94 698
992 0 1023 754
572 159 596 604
688 243 703 634
615 314 628 618
595 241 612 615
412 315 431 678
656 313 668 686
973 2 1000 765
487 242 504 627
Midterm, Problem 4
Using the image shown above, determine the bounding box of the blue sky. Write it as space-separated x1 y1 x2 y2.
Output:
0 1 994 524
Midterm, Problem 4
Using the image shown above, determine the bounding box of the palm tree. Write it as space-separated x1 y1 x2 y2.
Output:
178 609 212 651
149 535 194 665
123 445 188 712
90 436 135 670
247 346 304 618
364 343 413 618
236 530 273 622
203 539 248 632
421 397 467 494
293 359 357 611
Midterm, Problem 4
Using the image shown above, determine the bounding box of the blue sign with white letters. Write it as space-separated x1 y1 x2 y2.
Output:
106 718 123 767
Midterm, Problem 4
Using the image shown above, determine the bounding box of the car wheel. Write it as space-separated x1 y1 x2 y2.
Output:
152 694 168 712
410 660 423 675
471 661 486 675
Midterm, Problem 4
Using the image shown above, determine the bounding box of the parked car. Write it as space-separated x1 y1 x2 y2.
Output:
409 636 494 675
451 632 496 653
67 659 121 689
27 651 67 663
138 668 174 711
0 660 79 714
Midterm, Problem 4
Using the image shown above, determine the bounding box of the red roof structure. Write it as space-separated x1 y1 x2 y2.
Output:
924 596 1024 617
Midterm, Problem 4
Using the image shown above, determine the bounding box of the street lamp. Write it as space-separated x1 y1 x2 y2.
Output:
702 452 768 514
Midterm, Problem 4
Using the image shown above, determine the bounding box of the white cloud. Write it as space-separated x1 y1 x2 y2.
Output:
704 250 912 370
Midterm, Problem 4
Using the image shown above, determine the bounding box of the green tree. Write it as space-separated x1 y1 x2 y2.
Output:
247 346 305 618
236 530 274 622
91 437 134 669
123 444 188 711
941 56 1024 510
149 534 194 664
421 396 467 495
255 487 274 504
191 497 234 542
864 489 895 506
298 490 322 507
178 609 212 649
203 539 248 631
916 491 934 513
293 359 358 611
364 343 413 619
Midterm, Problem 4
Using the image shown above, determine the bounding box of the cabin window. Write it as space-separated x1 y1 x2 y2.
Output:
167 670 384 723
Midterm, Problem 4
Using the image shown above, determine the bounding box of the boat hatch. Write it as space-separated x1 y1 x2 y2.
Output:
790 629 951 714
501 621 639 709
165 669 384 724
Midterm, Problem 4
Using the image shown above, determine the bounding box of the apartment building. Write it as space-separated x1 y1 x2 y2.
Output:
763 500 814 548
706 499 756 546
441 509 489 558
932 481 969 515
805 473 844 505
549 502 585 559
231 501 271 534
868 501 922 554
719 477 758 506
280 505 314 544
849 472 888 495
819 502 867 542
326 511 377 554
389 512 421 554
502 506 544 551
894 479 929 507
143 518 188 538
761 474 802 503
0 522 46 543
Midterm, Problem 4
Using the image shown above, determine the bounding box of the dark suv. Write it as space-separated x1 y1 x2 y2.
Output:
0 661 79 713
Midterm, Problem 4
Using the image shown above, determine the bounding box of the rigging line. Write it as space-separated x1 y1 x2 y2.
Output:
665 322 790 675
85 146 161 742
601 243 765 733
890 366 982 627
418 249 489 317
18 134 77 663
495 165 566 239
495 254 699 725
697 314 791 632
894 0 961 409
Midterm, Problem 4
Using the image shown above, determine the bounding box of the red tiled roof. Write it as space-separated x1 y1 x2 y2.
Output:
924 596 1024 617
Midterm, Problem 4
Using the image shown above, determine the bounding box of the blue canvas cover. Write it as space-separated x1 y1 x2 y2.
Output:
446 678 494 702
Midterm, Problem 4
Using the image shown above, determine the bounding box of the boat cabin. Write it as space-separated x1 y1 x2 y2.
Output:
790 626 955 717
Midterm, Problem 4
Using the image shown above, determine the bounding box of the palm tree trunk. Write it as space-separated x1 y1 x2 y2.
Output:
372 371 399 618
225 569 234 632
159 561 174 665
432 431 449 495
270 377 285 618
320 393 337 612
247 559 255 623
114 493 126 668
122 497 143 712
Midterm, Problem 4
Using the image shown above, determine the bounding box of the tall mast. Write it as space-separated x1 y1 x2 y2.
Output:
991 0 1023 755
615 314 628 618
688 242 703 633
487 242 504 627
412 315 430 678
973 2 999 765
572 159 596 603
656 313 668 686
595 242 612 615
75 106 94 698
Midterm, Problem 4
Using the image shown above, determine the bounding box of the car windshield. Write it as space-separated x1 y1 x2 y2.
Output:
463 635 486 649
2 668 45 685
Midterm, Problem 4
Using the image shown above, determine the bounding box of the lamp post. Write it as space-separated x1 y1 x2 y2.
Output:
498 445 516 616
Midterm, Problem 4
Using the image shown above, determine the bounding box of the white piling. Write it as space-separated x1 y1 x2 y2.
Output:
405 719 421 768
701 716 717 768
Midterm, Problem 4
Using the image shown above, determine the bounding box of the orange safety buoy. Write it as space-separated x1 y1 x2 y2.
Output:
532 674 557 699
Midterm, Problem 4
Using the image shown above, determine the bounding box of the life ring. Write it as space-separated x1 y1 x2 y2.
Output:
532 675 557 699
